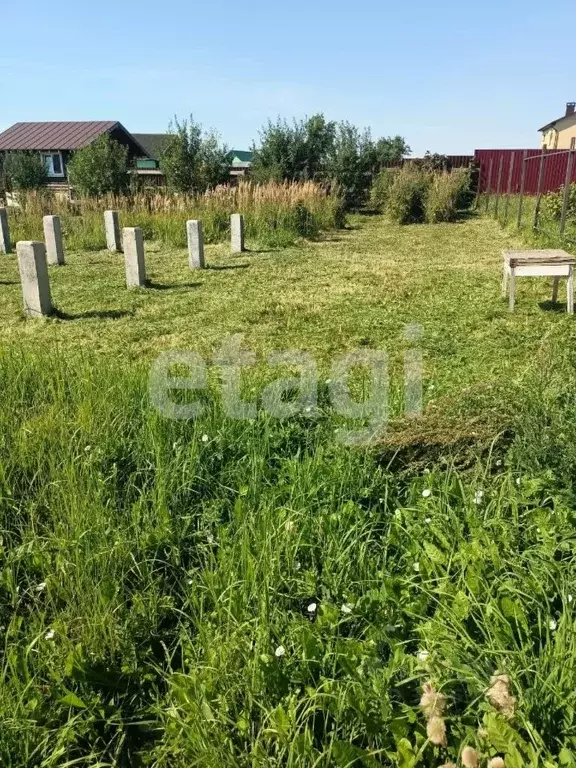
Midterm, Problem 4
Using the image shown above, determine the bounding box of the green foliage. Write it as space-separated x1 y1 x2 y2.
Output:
325 122 376 209
4 151 48 191
425 168 471 223
386 166 430 223
67 135 129 197
541 183 576 222
251 114 336 183
252 113 409 208
370 167 399 211
159 115 229 193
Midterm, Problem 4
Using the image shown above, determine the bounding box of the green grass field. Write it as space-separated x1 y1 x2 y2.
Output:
2 213 576 766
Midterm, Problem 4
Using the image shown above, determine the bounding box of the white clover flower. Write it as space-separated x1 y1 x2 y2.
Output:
413 561 420 572
284 520 295 532
473 490 484 505
424 517 431 524
307 602 317 613
84 445 92 452
341 603 354 615
549 619 557 631
35 582 47 592
422 489 432 498
516 477 521 486
45 629 56 640
201 434 209 443
207 533 215 544
274 645 286 657
496 459 502 467
304 406 312 413
187 578 193 585
417 649 429 663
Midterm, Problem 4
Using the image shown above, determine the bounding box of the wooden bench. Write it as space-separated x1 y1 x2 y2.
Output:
502 250 575 313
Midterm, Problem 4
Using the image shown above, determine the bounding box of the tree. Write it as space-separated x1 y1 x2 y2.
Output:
67 135 129 196
4 152 48 191
373 136 411 168
326 123 377 209
251 114 335 183
251 113 409 208
159 115 229 193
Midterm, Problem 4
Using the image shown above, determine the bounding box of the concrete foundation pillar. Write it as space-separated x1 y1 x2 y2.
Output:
43 215 65 265
0 207 11 254
105 210 121 252
187 219 205 268
231 213 245 253
123 227 146 287
16 241 53 317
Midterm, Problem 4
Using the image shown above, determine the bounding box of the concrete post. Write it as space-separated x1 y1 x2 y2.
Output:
16 241 53 317
231 213 245 253
0 207 11 254
123 227 146 288
187 219 205 268
104 210 122 252
43 215 65 265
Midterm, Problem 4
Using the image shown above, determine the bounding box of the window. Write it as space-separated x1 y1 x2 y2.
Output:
41 152 64 177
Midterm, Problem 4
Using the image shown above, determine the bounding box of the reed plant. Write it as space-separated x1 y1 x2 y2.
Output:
7 181 344 251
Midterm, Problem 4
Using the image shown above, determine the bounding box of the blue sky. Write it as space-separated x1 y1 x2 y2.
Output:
2 0 574 155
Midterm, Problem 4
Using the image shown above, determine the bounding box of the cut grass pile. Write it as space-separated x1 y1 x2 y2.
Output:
2 214 576 766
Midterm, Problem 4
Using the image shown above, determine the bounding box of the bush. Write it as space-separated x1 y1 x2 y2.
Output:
425 169 471 223
159 115 230 194
369 168 399 211
386 167 429 224
67 135 129 197
541 183 576 222
4 152 48 191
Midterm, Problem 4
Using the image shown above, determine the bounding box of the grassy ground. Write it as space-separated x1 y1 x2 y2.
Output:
2 214 576 766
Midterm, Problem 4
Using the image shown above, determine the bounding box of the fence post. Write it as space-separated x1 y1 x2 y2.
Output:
533 145 547 231
494 156 504 218
503 152 516 225
484 158 494 213
560 138 576 239
517 150 528 229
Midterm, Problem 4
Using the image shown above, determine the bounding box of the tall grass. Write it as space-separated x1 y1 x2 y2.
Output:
7 181 345 251
2 348 576 766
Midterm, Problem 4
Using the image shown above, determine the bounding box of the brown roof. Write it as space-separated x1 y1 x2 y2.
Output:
0 121 119 150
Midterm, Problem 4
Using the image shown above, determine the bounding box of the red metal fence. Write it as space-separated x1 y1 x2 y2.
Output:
475 149 576 195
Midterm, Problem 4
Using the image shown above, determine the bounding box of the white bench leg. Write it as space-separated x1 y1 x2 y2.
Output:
552 276 560 303
568 267 574 314
509 268 515 312
502 266 509 297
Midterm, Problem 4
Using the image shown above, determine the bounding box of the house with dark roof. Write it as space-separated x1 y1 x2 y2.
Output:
539 102 576 150
0 121 151 188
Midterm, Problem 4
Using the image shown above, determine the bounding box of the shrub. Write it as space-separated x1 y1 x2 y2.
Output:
386 167 429 224
159 115 229 194
4 152 48 191
541 183 576 222
369 168 399 211
425 169 471 223
67 135 129 197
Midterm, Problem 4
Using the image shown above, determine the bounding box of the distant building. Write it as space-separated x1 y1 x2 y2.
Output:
228 150 253 179
131 134 168 185
539 103 576 149
0 121 150 189
0 121 254 191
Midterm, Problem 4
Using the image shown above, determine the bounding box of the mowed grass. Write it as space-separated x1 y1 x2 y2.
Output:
2 214 576 766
